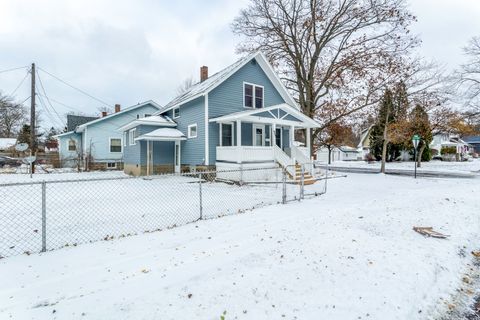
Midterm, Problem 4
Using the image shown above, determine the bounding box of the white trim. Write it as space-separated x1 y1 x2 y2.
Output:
274 126 283 148
220 122 234 147
129 128 137 145
188 123 198 139
243 82 264 109
117 116 176 132
106 162 117 169
67 138 77 152
173 107 180 119
109 137 122 153
205 93 209 165
123 131 127 147
174 141 181 173
156 52 298 114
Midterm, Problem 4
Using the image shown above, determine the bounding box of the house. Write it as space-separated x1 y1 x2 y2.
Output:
430 133 473 160
356 125 373 159
463 136 480 155
120 51 320 181
316 146 360 163
56 102 161 169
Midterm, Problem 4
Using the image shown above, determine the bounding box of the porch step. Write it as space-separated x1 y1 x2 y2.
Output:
293 164 316 185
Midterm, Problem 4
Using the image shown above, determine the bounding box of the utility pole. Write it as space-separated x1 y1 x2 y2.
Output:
30 63 36 174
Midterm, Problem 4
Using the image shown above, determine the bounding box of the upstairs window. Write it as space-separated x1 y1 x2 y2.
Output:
188 124 197 138
244 83 264 108
110 138 122 153
129 128 137 145
144 114 151 118
173 107 180 118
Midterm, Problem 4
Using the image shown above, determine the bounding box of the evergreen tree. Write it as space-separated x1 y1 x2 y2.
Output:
408 104 433 166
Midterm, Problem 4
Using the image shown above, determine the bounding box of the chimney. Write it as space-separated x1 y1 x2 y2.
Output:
115 104 121 113
200 66 208 82
101 111 107 117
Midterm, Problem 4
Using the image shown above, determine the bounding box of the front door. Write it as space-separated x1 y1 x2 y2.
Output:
253 124 265 146
275 128 282 148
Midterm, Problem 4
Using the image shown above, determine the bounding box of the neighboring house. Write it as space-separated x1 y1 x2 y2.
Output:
430 133 473 160
316 146 360 163
0 138 17 152
357 125 373 159
56 102 161 169
463 136 480 154
120 51 320 181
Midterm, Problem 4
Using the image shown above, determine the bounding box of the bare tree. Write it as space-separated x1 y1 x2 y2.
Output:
0 94 28 138
176 77 195 96
232 0 419 152
459 36 480 111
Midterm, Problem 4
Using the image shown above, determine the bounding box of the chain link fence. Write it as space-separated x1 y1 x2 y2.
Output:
0 165 327 258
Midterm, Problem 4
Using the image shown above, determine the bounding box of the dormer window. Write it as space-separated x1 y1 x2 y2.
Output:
244 83 264 108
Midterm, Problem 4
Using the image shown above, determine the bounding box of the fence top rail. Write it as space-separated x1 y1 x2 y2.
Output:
0 166 285 187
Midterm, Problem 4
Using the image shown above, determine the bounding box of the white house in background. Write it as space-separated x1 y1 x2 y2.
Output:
356 125 373 159
316 146 360 163
0 138 17 152
430 133 473 160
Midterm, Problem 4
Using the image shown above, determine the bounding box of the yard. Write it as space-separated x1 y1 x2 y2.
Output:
1 170 479 319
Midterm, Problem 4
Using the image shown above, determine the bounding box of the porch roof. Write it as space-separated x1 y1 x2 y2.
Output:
209 103 320 128
135 128 186 142
118 115 176 132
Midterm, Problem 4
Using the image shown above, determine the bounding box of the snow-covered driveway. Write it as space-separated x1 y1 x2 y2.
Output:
1 173 479 320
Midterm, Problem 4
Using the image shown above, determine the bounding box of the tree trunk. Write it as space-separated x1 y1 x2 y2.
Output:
417 143 426 168
327 145 332 165
380 110 390 174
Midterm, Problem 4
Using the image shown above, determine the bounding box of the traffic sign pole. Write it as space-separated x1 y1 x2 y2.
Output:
412 134 420 179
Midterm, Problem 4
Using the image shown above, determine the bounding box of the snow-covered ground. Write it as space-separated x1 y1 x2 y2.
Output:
324 158 480 174
1 173 479 319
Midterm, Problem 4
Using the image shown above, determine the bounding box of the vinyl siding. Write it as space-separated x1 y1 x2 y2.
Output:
208 58 286 162
58 132 82 165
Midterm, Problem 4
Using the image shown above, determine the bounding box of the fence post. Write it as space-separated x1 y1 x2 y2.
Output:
300 164 305 200
282 168 287 204
239 163 243 186
198 172 203 220
41 181 47 252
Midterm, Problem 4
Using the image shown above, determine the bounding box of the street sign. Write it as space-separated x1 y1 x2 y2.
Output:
24 156 36 164
15 143 28 152
412 134 420 150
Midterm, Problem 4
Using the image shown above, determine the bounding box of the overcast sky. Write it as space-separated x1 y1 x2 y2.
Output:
0 0 479 130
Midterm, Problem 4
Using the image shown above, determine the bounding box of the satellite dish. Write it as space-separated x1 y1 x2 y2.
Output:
24 156 36 164
15 143 29 152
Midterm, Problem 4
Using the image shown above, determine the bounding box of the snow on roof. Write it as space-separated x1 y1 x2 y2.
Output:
135 128 186 141
117 115 176 132
158 51 297 113
0 138 16 150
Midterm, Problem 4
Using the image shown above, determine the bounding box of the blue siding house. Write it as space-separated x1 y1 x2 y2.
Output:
56 101 161 169
121 52 320 179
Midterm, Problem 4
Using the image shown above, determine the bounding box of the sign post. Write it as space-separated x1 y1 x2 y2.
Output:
412 134 420 179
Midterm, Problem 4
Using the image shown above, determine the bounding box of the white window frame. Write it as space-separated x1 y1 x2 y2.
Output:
67 139 76 151
173 107 180 119
106 162 117 169
123 132 127 147
188 123 198 139
219 122 234 146
243 82 264 109
252 124 265 146
129 128 137 145
109 137 122 153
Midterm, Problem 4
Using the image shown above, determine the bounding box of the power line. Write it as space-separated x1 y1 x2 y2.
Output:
38 67 113 108
37 92 65 128
8 67 31 97
0 66 28 74
36 70 66 127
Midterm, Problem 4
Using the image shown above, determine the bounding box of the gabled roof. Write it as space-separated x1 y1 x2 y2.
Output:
66 115 98 132
157 51 298 113
117 115 176 132
357 125 374 149
76 100 162 132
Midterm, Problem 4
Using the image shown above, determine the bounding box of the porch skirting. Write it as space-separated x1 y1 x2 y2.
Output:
124 164 174 176
216 161 280 183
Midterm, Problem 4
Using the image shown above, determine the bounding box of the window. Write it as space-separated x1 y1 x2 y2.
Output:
188 124 197 138
244 83 264 108
221 123 233 146
110 138 122 153
106 162 117 169
144 114 151 118
67 139 76 151
129 128 137 145
173 107 180 119
136 114 140 119
123 132 127 147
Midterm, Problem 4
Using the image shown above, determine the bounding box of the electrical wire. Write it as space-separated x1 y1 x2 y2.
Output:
38 67 113 108
0 66 28 74
36 70 66 127
8 67 31 97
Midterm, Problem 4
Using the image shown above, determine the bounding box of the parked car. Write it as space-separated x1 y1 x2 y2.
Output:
0 156 22 168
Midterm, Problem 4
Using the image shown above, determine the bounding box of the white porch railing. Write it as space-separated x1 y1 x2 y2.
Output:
216 146 275 163
291 145 313 174
273 146 295 177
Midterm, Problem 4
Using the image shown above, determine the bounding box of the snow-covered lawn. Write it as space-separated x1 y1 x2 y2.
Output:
325 158 480 174
1 173 479 319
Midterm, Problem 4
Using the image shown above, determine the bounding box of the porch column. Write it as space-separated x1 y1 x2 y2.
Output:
146 141 150 176
219 123 222 146
236 120 242 163
306 127 311 158
289 125 295 148
175 140 181 174
272 123 276 148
